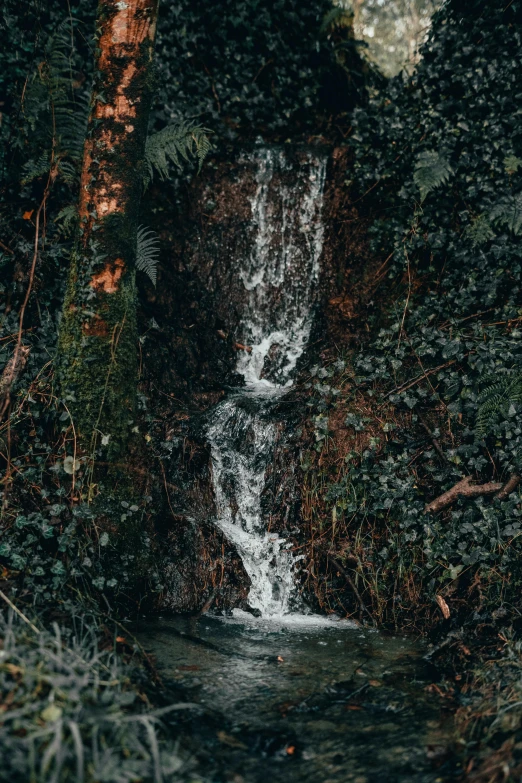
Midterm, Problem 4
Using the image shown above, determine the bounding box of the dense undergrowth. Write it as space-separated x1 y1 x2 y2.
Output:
300 0 522 626
154 0 376 139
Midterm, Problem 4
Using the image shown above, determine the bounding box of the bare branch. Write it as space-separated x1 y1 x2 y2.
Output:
495 474 521 501
424 475 503 515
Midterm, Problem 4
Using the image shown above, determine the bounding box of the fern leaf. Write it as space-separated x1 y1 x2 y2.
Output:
413 150 453 202
490 193 522 235
476 371 522 437
136 226 160 286
463 213 495 247
54 205 78 238
143 122 212 189
21 152 50 184
46 28 89 165
57 160 79 186
21 21 89 187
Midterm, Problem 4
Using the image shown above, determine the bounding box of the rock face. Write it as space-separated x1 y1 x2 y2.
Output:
141 144 373 612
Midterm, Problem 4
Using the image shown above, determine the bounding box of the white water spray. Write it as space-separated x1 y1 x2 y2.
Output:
207 148 327 617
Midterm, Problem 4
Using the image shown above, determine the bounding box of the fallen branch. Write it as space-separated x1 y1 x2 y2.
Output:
495 474 521 501
0 589 41 635
197 588 220 617
435 594 450 620
0 239 14 255
384 357 466 399
424 474 519 514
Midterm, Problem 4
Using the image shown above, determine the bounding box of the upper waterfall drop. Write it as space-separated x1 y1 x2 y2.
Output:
207 147 327 617
236 148 327 389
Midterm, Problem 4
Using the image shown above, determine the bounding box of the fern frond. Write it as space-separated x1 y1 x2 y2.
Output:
21 21 89 185
413 150 453 202
54 101 89 162
463 213 495 247
54 205 78 238
45 26 89 164
490 193 522 235
475 371 522 437
136 226 160 286
21 152 51 184
143 122 212 189
57 160 79 186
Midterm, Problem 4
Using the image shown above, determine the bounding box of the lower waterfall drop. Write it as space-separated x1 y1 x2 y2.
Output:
206 148 327 617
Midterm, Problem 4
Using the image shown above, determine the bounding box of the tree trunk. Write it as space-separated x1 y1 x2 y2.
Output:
58 0 159 457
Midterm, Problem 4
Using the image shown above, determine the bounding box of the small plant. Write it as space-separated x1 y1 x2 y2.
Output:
136 226 161 286
143 122 212 189
413 150 453 202
476 371 522 437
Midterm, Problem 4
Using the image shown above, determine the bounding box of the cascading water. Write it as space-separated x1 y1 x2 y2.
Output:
206 148 327 617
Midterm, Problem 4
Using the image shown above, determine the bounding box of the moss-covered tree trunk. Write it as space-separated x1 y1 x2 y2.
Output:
58 0 159 457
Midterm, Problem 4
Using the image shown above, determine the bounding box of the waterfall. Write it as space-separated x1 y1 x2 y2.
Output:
207 148 327 617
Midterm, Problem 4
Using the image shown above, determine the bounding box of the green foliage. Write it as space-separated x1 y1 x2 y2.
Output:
17 21 89 187
54 204 78 238
476 372 522 439
504 154 522 175
413 150 452 202
303 0 522 622
0 613 195 783
154 0 373 140
136 226 160 286
462 214 496 247
143 122 211 189
490 192 522 235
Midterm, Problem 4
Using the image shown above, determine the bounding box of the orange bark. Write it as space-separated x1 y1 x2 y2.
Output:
78 0 158 253
90 257 125 294
59 0 159 451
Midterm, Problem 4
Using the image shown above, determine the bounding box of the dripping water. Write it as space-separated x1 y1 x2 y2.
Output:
206 148 327 617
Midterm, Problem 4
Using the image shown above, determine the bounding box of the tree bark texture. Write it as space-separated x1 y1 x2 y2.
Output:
58 0 159 455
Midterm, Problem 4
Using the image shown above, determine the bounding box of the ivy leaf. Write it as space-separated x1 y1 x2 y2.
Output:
63 455 79 474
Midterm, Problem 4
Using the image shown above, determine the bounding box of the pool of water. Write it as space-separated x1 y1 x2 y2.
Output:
138 612 457 782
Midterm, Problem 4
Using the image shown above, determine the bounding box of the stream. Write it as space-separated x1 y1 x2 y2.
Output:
147 148 456 781
140 614 455 782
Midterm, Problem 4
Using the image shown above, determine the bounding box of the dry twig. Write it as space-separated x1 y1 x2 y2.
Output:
424 474 521 514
